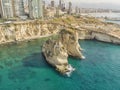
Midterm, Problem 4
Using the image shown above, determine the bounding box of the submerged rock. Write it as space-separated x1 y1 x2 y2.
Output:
42 29 85 76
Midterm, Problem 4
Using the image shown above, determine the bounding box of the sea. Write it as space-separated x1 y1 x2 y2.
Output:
0 38 120 90
88 13 120 24
0 13 120 90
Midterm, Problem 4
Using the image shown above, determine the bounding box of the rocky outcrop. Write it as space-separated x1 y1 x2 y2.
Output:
77 29 120 44
0 21 59 44
59 29 85 59
0 16 120 45
42 29 85 76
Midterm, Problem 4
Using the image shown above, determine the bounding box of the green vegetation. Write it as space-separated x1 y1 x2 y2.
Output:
51 15 104 26
0 19 6 23
60 29 74 35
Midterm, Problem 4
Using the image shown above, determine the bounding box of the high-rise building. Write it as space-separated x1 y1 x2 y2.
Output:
75 6 79 14
14 0 25 16
79 8 81 13
59 0 62 9
23 0 29 14
59 0 65 11
0 0 14 18
43 1 46 10
0 0 25 18
55 7 59 17
51 0 55 7
0 0 3 17
28 0 43 19
68 2 72 15
61 3 65 11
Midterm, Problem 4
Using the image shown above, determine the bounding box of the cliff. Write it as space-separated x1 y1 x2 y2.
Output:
42 29 85 76
0 20 59 44
0 15 120 76
0 15 120 45
42 16 120 76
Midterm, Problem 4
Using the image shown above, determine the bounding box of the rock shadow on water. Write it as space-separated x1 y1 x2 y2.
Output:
8 66 36 82
22 52 50 68
8 53 50 83
22 52 69 78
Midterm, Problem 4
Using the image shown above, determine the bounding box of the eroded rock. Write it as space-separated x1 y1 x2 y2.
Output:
42 29 85 76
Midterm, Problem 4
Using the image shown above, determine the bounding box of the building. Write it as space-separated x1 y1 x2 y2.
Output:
43 1 46 10
14 0 25 17
0 0 25 19
0 0 14 18
59 0 62 9
61 3 65 11
68 2 72 15
0 0 2 17
23 0 29 14
51 0 55 7
28 0 43 19
75 6 79 14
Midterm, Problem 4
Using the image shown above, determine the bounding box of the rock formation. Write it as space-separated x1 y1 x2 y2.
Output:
42 29 85 76
59 29 85 59
0 21 59 44
0 16 120 45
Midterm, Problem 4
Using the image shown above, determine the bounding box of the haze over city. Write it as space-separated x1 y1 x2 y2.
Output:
45 0 120 10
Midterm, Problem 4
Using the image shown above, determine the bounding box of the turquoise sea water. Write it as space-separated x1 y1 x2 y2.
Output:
0 39 120 90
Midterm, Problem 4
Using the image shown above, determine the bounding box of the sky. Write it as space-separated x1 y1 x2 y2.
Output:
66 0 120 4
45 0 120 10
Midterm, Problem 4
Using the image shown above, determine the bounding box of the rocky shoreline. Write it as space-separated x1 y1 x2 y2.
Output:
42 29 85 76
78 29 120 44
0 15 120 45
0 15 120 76
0 20 59 45
42 15 120 76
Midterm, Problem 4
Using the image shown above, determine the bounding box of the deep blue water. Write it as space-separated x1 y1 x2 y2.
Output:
0 39 120 90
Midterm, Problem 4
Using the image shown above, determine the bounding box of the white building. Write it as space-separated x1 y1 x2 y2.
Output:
14 0 25 17
28 0 43 19
0 0 14 18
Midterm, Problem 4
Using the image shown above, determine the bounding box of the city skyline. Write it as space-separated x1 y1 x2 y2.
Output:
66 0 120 4
45 0 120 10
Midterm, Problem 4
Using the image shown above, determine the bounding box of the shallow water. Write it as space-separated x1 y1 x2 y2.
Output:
0 39 120 90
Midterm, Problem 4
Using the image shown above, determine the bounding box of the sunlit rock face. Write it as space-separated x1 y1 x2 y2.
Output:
42 39 69 74
0 21 59 44
42 29 85 75
59 29 85 59
77 30 120 44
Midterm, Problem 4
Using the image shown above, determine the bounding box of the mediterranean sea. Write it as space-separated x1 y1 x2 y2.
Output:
88 13 120 24
0 39 120 90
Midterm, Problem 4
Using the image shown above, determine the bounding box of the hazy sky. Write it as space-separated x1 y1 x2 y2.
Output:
45 0 120 9
66 0 120 4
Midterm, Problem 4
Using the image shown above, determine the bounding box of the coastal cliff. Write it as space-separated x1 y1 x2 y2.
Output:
42 16 120 76
78 30 120 44
0 15 120 45
0 20 59 44
42 29 85 75
0 15 120 76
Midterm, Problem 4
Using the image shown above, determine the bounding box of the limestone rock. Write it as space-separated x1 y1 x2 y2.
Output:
42 29 85 76
59 29 85 59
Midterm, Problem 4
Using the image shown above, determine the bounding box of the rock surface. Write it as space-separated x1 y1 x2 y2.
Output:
0 15 120 45
42 29 85 75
